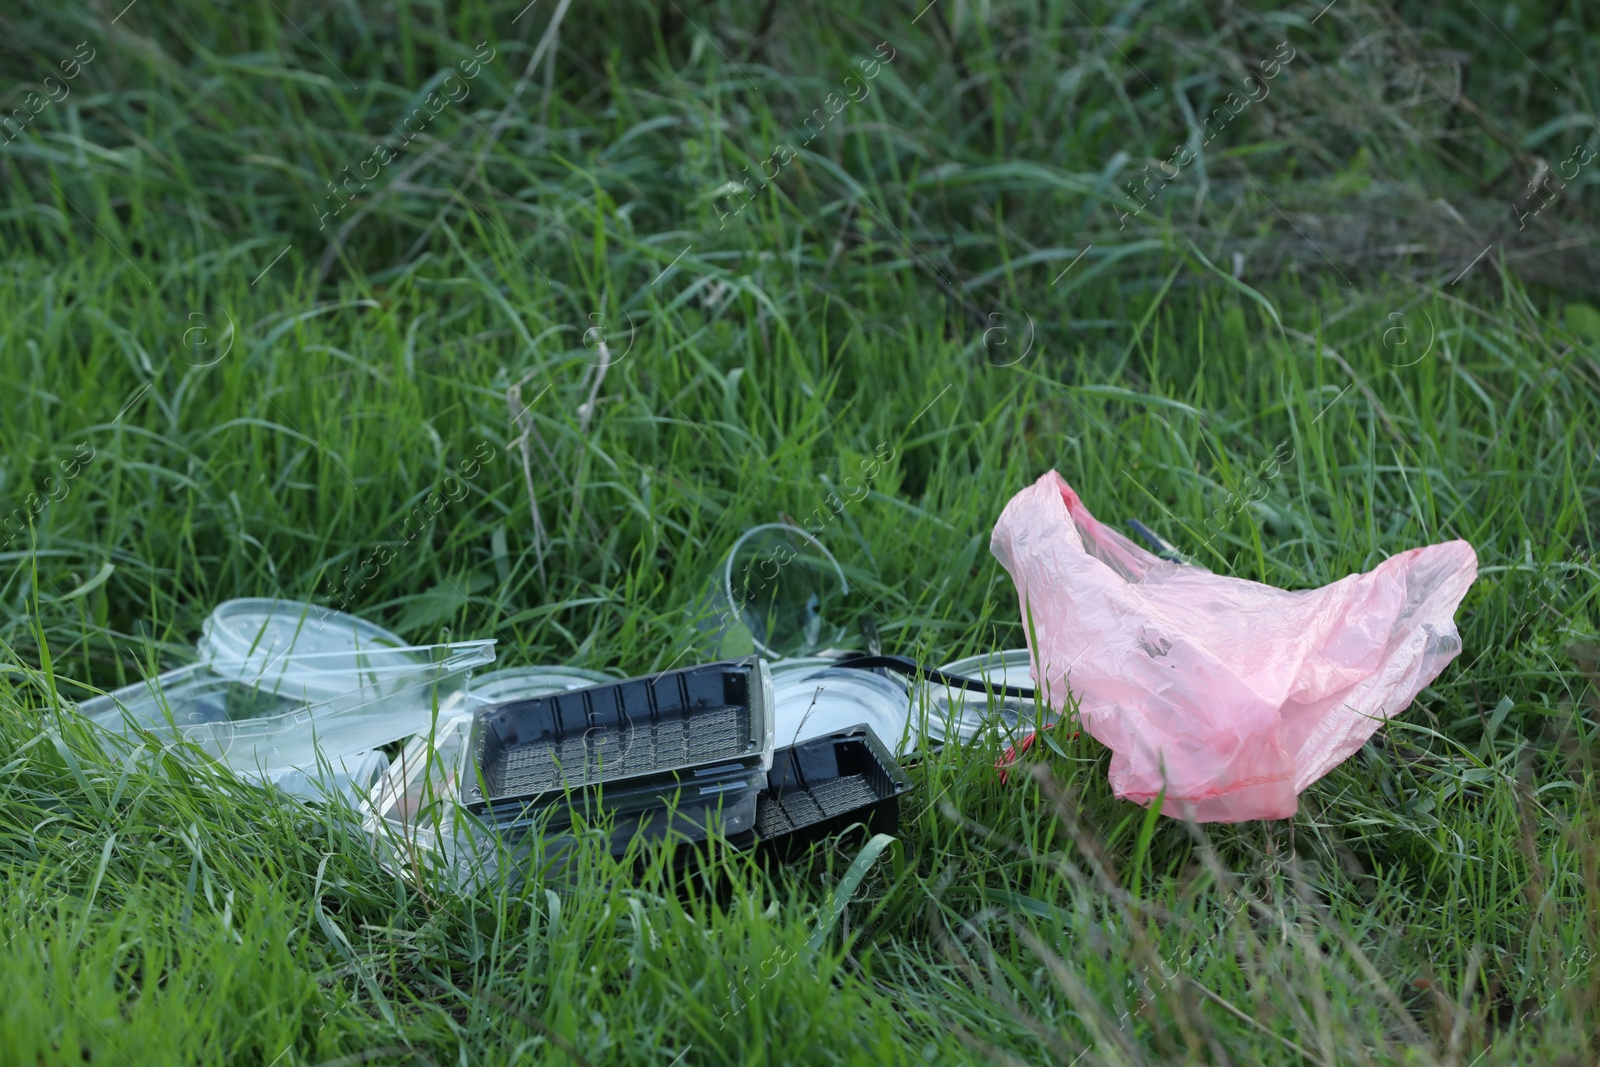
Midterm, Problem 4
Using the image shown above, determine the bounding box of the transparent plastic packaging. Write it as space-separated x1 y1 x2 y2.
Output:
78 640 495 777
363 713 476 869
197 597 414 700
915 649 1033 744
771 666 914 755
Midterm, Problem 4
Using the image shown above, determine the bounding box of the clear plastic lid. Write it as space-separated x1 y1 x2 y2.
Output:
78 639 495 773
919 648 1036 743
467 665 618 707
771 666 915 755
197 598 417 700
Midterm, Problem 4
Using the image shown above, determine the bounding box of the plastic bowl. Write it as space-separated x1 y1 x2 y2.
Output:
77 639 496 775
917 648 1037 743
771 666 914 755
198 598 416 702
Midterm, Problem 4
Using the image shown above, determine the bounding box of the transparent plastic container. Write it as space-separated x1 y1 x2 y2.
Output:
363 713 476 864
917 648 1035 743
771 666 915 755
197 597 416 701
77 640 495 775
466 665 618 707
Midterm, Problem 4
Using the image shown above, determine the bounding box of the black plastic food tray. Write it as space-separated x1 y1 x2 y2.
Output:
464 658 771 816
752 724 909 853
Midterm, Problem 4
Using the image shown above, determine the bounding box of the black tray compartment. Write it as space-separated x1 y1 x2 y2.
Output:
753 724 910 856
463 658 769 817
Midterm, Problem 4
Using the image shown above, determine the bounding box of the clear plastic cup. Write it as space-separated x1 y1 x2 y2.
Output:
700 524 853 659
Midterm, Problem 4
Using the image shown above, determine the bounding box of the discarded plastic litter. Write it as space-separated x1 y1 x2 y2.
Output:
770 666 915 755
54 471 1488 878
197 597 414 699
700 524 853 659
80 641 492 773
751 724 910 859
364 706 914 882
75 598 495 803
462 658 775 858
64 586 934 873
465 659 774 810
916 648 1035 744
990 471 1478 822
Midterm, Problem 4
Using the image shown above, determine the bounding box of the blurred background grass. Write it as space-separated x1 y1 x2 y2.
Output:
0 0 1597 1063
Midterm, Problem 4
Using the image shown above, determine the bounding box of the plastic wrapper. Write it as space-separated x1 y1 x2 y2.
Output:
990 471 1478 821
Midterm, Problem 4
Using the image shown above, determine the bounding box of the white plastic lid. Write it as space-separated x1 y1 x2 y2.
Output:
197 598 416 700
467 665 618 706
920 648 1036 743
771 666 915 755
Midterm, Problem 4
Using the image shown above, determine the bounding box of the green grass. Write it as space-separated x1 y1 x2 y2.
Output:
2 0 1598 1062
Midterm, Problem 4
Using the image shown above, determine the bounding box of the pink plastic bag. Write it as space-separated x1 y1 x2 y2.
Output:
990 471 1478 822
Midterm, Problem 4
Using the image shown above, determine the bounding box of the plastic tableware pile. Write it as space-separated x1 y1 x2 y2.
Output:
69 592 941 886
64 519 1046 888
362 656 924 884
72 470 1479 884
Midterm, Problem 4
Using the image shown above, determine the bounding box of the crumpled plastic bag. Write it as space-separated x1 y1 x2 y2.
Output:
990 471 1478 822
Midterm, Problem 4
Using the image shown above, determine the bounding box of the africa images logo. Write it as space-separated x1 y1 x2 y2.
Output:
313 43 498 231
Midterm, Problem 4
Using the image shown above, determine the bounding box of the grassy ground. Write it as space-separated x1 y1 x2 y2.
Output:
2 0 1598 1062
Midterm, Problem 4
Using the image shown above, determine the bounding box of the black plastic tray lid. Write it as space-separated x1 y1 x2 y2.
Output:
464 657 774 814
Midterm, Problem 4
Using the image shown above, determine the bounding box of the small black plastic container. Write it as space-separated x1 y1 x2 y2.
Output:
463 658 774 820
752 724 909 856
